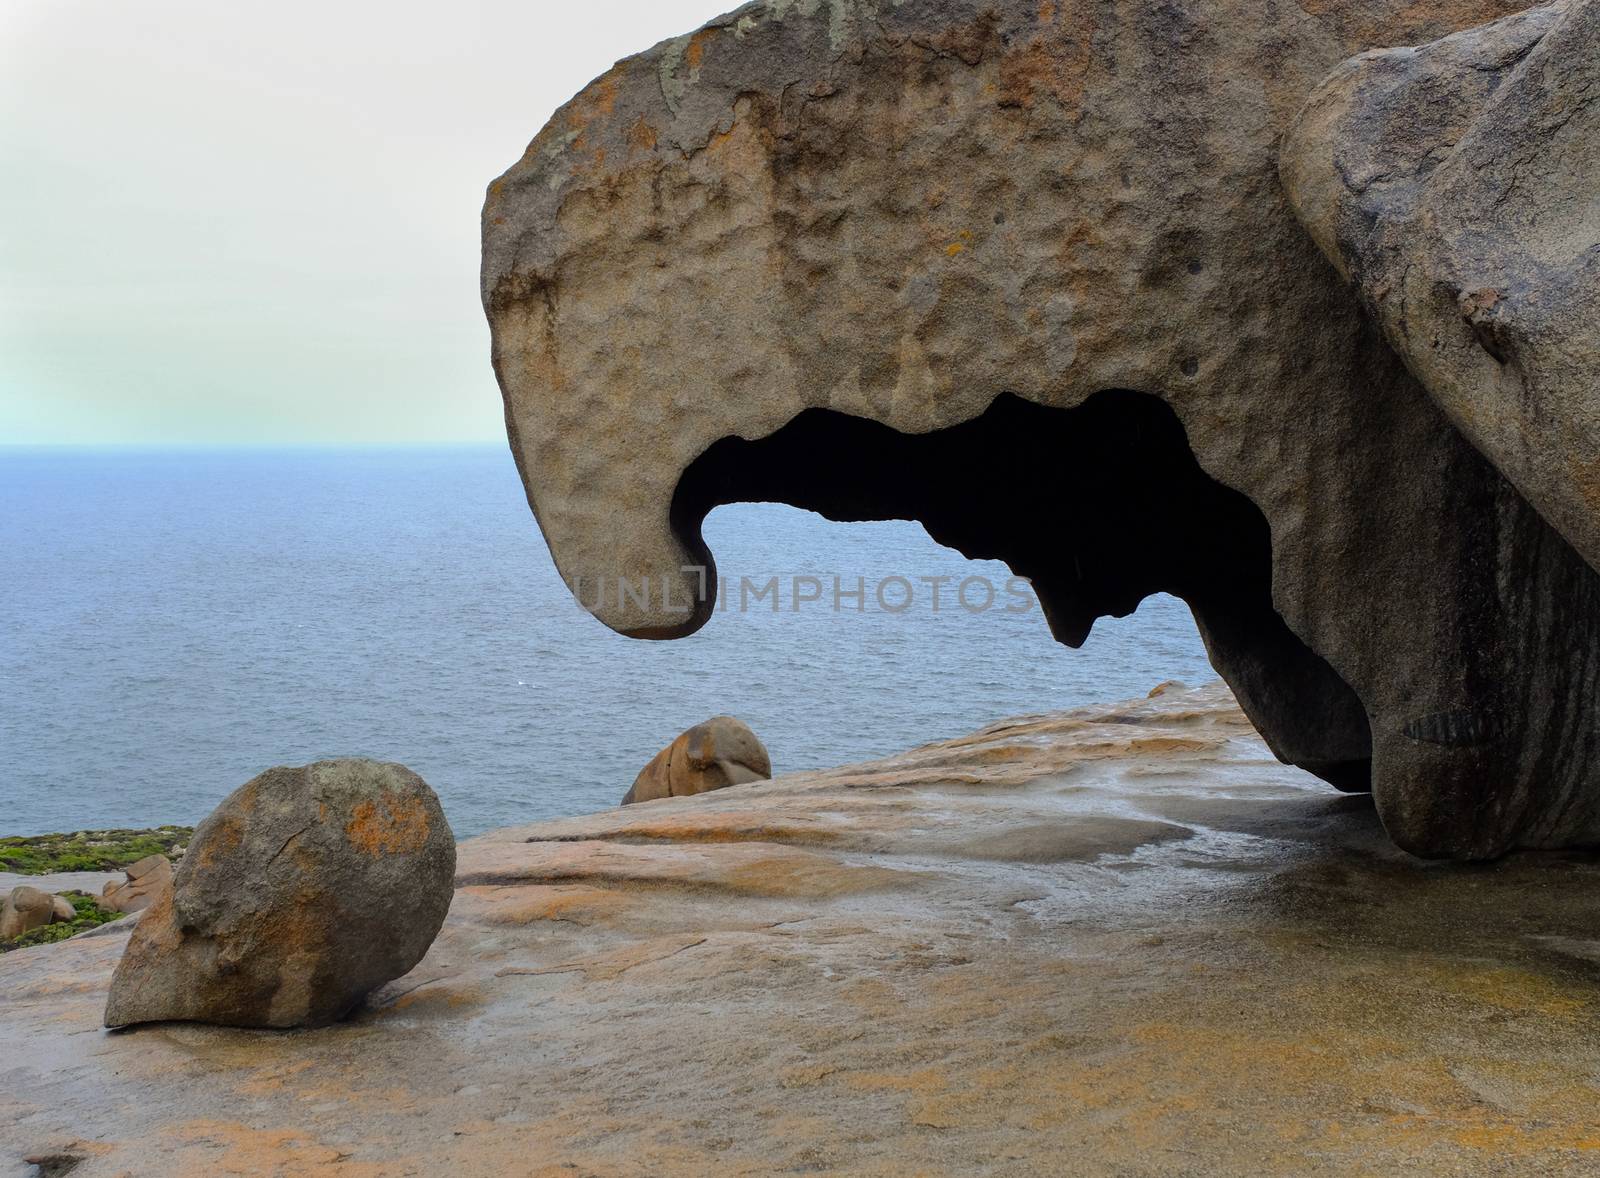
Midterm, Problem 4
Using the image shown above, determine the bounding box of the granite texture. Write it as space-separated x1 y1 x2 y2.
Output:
481 0 1600 858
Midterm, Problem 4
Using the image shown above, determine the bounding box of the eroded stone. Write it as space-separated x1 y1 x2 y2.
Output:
482 0 1600 859
622 715 772 804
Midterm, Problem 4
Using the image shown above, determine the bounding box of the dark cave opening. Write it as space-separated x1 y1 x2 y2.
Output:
671 389 1374 792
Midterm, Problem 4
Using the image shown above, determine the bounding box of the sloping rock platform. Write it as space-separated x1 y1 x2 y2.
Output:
5 684 1600 1174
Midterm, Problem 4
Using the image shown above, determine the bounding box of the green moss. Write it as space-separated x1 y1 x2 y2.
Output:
0 890 123 953
0 826 191 874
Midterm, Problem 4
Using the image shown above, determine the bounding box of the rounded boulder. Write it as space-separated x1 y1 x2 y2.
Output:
104 759 455 1029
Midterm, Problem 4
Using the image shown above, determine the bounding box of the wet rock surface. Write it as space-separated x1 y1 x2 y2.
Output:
6 685 1600 1174
622 715 772 804
103 759 456 1030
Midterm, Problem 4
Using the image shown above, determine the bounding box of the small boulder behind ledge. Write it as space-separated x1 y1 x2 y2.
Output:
104 759 456 1030
623 716 772 805
101 853 173 914
0 886 62 941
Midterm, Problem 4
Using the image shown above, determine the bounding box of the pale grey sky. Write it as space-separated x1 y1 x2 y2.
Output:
1 0 721 443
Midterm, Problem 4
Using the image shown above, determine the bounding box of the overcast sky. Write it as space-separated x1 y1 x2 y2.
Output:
1 0 721 444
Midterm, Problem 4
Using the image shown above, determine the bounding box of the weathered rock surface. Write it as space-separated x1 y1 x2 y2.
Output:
1284 0 1600 572
622 715 772 804
482 0 1600 860
0 887 59 941
103 759 456 1030
8 685 1600 1173
100 853 173 915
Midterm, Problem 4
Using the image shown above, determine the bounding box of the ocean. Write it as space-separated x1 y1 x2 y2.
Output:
0 446 1217 838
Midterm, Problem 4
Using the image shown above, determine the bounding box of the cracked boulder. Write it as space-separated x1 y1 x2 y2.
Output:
623 715 773 804
104 760 455 1029
483 0 1600 860
1283 0 1600 573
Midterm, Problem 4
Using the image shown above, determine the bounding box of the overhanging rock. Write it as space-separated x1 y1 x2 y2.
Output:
482 0 1600 859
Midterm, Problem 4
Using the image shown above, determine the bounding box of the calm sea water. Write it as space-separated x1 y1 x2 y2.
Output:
0 447 1216 838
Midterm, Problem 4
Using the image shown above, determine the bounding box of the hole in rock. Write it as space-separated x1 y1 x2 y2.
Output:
671 390 1373 791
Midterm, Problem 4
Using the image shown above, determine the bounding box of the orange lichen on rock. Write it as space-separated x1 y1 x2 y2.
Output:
684 27 714 73
997 0 1095 113
345 791 432 857
192 814 243 872
626 116 657 154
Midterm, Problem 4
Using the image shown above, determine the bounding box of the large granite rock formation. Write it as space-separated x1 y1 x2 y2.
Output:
1283 0 1599 572
623 715 773 804
104 760 456 1029
9 685 1600 1173
482 0 1600 859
